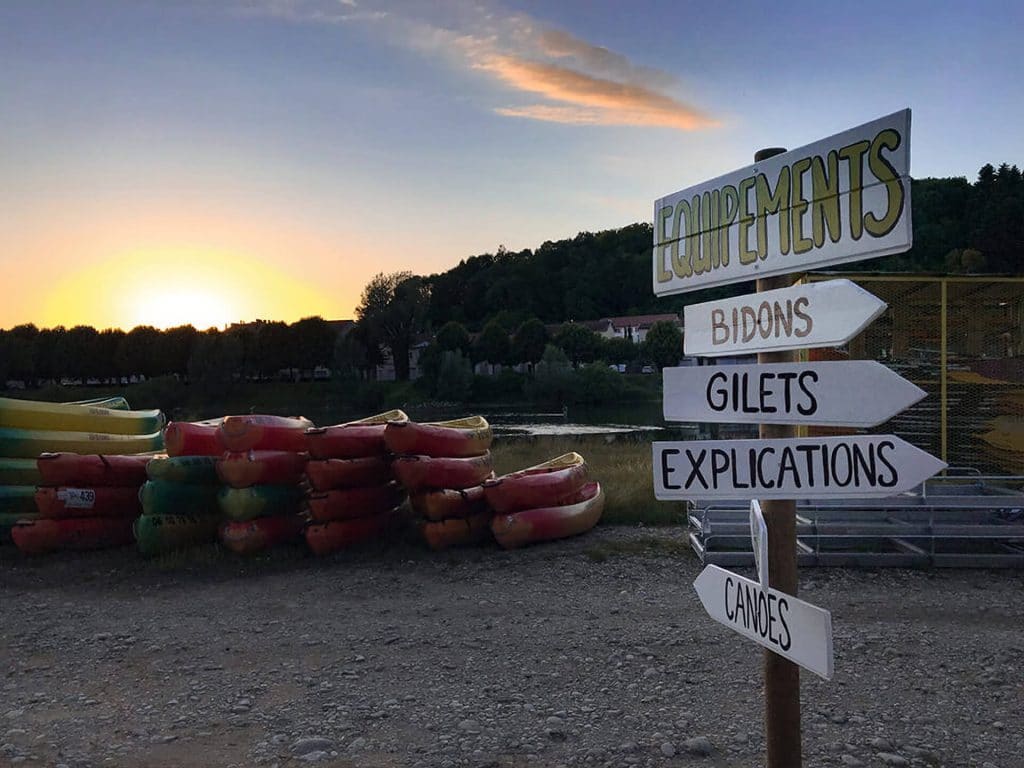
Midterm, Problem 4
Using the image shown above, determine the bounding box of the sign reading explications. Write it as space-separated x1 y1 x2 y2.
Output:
684 279 887 357
653 435 946 500
662 361 925 427
653 110 912 296
694 564 834 680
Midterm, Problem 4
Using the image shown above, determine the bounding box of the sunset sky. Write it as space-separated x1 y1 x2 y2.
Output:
2 0 1021 330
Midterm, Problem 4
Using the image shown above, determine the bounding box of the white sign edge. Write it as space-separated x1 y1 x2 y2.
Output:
750 500 769 590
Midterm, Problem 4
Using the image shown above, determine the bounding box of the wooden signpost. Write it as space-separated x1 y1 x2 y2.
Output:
683 278 887 357
650 110 942 768
663 360 926 427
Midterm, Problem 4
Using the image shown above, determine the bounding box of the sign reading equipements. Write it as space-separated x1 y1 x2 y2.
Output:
694 564 834 680
684 279 887 357
662 360 925 427
653 435 946 500
653 110 912 296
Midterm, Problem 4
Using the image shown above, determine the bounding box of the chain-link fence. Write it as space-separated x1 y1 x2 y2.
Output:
802 274 1024 476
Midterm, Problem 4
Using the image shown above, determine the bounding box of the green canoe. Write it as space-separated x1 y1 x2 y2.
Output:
218 485 304 521
0 458 42 487
139 480 221 517
134 513 221 556
0 426 164 459
146 455 219 485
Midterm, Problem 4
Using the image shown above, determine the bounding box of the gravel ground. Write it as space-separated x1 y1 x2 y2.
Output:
1 527 1022 768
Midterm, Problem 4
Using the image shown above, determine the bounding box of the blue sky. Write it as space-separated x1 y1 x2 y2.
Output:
1 0 1021 328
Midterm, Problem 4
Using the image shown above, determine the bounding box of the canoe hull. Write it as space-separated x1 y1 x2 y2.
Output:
0 427 163 459
216 450 308 488
0 396 164 434
483 453 588 513
35 486 142 519
491 482 604 549
37 452 151 487
304 511 394 555
139 480 221 517
392 453 493 492
217 415 313 453
410 485 489 522
220 515 305 554
12 517 135 555
163 421 224 457
134 513 222 556
306 483 405 523
383 417 492 458
218 485 304 521
422 510 493 550
304 456 391 491
146 455 220 485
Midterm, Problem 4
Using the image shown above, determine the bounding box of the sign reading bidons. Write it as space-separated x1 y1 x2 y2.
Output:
684 279 887 357
652 435 946 500
694 564 834 680
653 110 912 296
662 360 925 428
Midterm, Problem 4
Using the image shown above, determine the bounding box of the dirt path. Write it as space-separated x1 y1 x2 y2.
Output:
1 528 1021 768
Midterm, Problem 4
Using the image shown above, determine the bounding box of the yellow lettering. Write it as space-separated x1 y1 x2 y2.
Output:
839 140 870 240
719 184 739 268
755 167 791 259
672 200 693 278
694 192 713 274
737 176 756 264
656 204 673 283
791 156 813 255
864 128 905 237
811 151 842 247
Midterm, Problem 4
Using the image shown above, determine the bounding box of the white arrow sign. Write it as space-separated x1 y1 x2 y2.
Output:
653 435 946 500
663 361 925 427
653 109 911 296
750 500 769 589
684 279 887 357
694 564 834 680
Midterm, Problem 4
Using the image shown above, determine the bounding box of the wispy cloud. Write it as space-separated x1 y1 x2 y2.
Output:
237 0 715 131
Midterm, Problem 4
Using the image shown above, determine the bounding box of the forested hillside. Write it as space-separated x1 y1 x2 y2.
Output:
424 164 1023 330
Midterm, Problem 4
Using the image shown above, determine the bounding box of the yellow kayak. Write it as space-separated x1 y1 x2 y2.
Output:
0 396 164 434
0 426 164 459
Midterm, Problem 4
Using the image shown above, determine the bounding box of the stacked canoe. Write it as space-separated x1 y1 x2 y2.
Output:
303 410 408 555
387 416 495 550
135 453 221 556
0 395 164 552
215 415 312 554
486 452 604 549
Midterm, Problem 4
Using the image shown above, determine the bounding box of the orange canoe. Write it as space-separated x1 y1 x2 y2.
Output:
216 450 308 488
391 452 493 492
384 416 492 458
12 517 135 554
220 515 305 554
422 509 493 550
306 410 408 460
36 452 152 488
483 452 587 514
304 455 391 491
306 482 406 523
305 511 393 555
491 481 604 550
217 415 313 453
163 420 224 457
410 484 489 522
35 486 142 519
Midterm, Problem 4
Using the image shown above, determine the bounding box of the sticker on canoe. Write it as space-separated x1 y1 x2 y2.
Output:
57 488 97 509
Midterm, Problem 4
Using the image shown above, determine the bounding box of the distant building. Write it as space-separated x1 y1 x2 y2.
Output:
548 313 682 344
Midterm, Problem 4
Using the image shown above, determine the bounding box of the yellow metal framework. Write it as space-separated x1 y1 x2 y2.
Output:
800 273 1024 474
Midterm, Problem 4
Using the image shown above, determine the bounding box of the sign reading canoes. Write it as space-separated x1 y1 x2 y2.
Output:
653 110 912 296
662 361 925 427
652 435 946 500
684 279 887 357
694 564 834 680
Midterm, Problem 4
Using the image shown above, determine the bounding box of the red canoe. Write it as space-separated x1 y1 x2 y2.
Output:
216 450 308 489
305 410 408 460
35 486 142 519
422 509 493 550
36 452 152 488
391 452 493 492
163 420 224 457
304 455 391 492
306 482 406 523
383 416 492 458
220 515 305 554
217 415 313 453
12 517 135 554
491 481 604 550
410 484 489 522
304 511 393 555
483 452 588 514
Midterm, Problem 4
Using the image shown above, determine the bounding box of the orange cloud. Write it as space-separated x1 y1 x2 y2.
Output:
480 56 714 131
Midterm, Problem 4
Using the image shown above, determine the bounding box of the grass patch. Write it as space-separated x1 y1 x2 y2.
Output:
490 434 686 527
